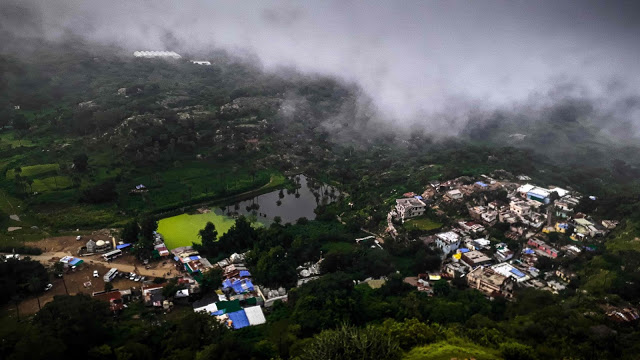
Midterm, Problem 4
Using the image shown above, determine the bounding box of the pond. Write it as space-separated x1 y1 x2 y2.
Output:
158 175 340 249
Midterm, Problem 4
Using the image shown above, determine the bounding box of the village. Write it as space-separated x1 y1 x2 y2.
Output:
5 168 638 327
387 171 639 321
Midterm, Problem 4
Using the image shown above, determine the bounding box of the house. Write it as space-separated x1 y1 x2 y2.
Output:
469 206 487 220
481 211 498 226
555 268 577 283
510 201 531 217
465 238 490 251
142 284 165 307
491 263 530 283
444 262 469 278
395 198 427 221
445 189 463 201
494 243 514 262
459 221 485 234
460 250 493 268
499 210 519 224
517 184 551 204
93 290 126 313
554 222 570 233
435 231 461 255
467 266 515 298
527 238 559 258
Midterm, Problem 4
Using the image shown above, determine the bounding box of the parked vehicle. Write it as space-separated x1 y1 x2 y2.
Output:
44 283 53 291
93 270 99 278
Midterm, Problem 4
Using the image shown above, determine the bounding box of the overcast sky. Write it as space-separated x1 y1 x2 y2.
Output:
3 0 640 135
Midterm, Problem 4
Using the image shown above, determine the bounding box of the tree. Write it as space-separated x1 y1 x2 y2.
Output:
300 323 401 360
121 220 140 243
73 153 89 172
140 216 158 243
104 282 113 292
198 221 217 254
34 294 112 354
252 246 297 288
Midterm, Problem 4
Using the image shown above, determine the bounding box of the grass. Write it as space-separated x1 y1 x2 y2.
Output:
404 340 501 360
157 211 239 250
0 132 36 149
32 176 73 192
6 163 59 179
403 216 443 231
605 219 640 252
118 162 279 213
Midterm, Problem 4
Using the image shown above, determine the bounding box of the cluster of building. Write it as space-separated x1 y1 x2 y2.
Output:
394 172 620 299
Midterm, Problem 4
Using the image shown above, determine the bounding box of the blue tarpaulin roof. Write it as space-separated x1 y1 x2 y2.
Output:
239 270 251 277
222 279 232 288
116 243 132 250
212 310 225 316
69 258 83 266
459 248 470 253
245 279 254 291
189 255 200 261
475 181 488 187
523 249 534 254
174 256 179 261
228 310 250 329
510 268 526 278
414 195 424 200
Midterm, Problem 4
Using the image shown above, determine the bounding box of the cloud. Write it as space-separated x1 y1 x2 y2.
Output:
2 0 640 137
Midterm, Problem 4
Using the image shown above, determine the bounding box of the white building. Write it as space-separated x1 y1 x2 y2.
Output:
446 189 463 200
133 51 182 59
395 198 426 221
191 60 212 65
435 231 461 255
491 263 530 283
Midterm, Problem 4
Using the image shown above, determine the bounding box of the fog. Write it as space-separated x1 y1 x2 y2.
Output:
2 0 640 137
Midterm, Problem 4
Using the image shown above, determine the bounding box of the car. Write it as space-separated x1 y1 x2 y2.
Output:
76 235 82 241
129 273 136 280
134 275 141 282
44 283 53 291
93 270 99 278
140 276 146 282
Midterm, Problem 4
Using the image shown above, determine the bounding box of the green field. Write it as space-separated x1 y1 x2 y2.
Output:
157 211 240 250
6 163 59 179
403 216 443 231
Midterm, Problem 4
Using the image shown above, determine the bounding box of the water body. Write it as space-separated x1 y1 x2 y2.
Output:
158 175 339 249
220 175 340 225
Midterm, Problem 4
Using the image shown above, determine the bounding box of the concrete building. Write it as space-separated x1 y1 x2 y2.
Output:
395 198 426 221
460 250 492 268
435 231 461 255
467 266 515 298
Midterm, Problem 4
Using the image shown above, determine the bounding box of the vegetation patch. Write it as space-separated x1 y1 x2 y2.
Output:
6 163 59 179
32 176 73 192
402 216 443 231
404 340 501 360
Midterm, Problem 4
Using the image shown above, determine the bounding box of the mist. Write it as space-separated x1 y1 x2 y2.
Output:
2 0 640 138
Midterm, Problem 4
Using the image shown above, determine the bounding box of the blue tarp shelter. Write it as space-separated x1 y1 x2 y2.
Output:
239 270 251 277
222 279 232 289
116 243 132 250
228 310 250 329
